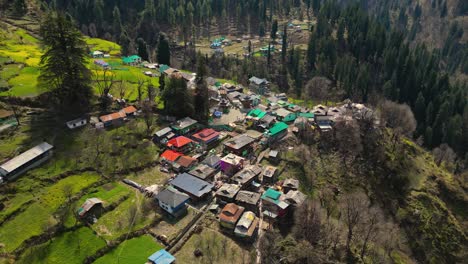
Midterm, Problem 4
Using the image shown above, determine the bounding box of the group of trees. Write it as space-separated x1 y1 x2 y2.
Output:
161 53 209 123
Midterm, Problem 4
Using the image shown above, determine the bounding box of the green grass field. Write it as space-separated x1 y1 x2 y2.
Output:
93 235 163 264
17 227 107 264
0 173 100 252
85 37 121 56
92 192 159 240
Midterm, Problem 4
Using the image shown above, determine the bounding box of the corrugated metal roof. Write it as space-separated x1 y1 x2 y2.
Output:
269 122 288 136
1 142 53 173
170 173 214 198
148 249 175 264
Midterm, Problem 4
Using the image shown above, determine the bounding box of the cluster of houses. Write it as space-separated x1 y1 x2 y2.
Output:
150 112 310 240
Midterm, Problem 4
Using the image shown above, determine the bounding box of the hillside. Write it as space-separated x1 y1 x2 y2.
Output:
0 2 466 264
0 20 160 102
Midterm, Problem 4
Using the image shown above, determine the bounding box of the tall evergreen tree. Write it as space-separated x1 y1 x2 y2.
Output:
194 54 209 124
13 0 27 16
157 33 171 65
161 77 193 118
281 24 288 62
137 38 149 61
271 20 278 40
38 12 92 117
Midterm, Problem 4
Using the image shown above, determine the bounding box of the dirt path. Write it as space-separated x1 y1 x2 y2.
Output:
255 199 264 264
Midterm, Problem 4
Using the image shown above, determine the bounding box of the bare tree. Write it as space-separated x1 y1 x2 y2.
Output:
116 80 127 99
340 192 369 259
432 144 457 167
141 101 154 136
136 76 146 106
358 207 382 261
93 67 115 110
293 199 322 245
379 100 417 150
334 118 362 168
302 76 333 103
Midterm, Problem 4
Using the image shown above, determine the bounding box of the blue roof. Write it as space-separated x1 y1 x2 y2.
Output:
170 173 214 198
148 249 175 264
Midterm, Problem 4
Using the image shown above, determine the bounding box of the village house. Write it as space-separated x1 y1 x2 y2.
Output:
99 111 126 127
219 203 245 229
171 117 198 135
122 55 142 65
234 211 259 239
231 165 262 189
189 163 217 181
91 50 104 58
274 108 296 122
249 76 270 95
163 67 180 77
153 127 175 144
122 105 138 117
202 155 222 170
167 136 193 153
155 187 190 218
268 150 281 164
262 165 278 183
77 198 104 219
65 118 87 130
315 115 333 131
215 183 241 204
0 142 54 183
222 83 243 94
284 190 306 207
223 134 256 156
267 122 289 142
173 155 197 172
94 59 109 69
283 178 300 193
191 128 220 149
220 153 245 176
169 173 214 202
261 188 289 220
235 190 261 212
258 114 276 130
159 149 183 166
148 249 176 264
247 109 267 124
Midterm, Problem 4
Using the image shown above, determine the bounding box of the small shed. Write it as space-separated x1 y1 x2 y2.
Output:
148 249 176 264
77 198 104 218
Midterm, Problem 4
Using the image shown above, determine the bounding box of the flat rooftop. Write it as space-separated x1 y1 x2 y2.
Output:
1 142 53 174
223 134 255 150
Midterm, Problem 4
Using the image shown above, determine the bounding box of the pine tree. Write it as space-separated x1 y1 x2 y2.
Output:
157 33 171 65
271 20 278 40
194 54 209 124
162 77 194 118
13 0 27 17
39 12 93 117
137 38 149 61
281 24 288 62
112 6 122 37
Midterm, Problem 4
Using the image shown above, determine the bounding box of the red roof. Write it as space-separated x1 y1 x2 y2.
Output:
160 150 183 162
176 156 197 168
192 129 220 143
99 111 126 122
122 106 137 114
167 136 193 148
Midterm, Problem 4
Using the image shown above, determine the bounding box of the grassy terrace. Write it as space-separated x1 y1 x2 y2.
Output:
94 235 163 264
17 227 107 264
0 173 100 252
0 26 160 101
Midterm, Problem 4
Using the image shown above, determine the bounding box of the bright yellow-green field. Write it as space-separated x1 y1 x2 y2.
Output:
0 26 158 100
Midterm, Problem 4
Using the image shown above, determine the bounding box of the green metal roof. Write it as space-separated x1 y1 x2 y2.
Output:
262 188 281 203
299 112 315 118
248 109 266 119
159 64 170 73
269 122 288 136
